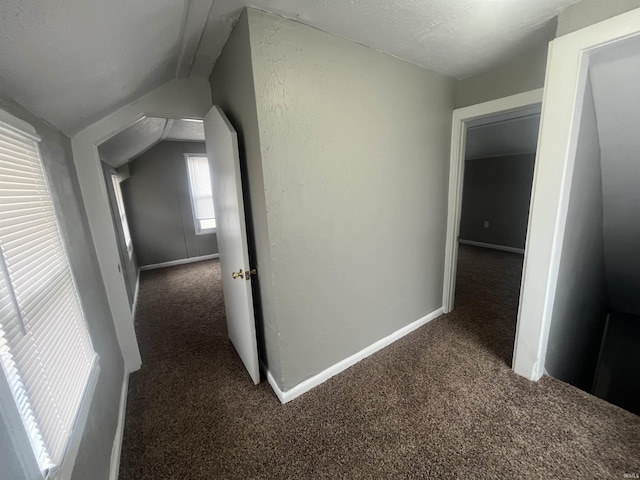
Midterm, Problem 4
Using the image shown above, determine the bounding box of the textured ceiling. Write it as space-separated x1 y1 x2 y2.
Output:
191 0 581 78
0 0 185 135
0 0 580 136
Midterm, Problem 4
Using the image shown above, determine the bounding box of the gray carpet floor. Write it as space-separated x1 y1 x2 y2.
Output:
119 245 640 479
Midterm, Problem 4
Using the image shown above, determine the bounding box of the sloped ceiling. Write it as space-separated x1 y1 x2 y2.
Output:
98 117 204 167
98 117 168 167
165 118 206 141
0 0 580 137
0 0 187 136
190 0 581 78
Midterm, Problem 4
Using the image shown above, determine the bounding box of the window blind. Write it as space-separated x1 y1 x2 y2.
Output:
0 115 97 475
186 155 216 232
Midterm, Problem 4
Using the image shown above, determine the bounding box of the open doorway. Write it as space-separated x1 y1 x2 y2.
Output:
456 112 540 366
96 110 262 387
96 116 217 311
443 89 543 368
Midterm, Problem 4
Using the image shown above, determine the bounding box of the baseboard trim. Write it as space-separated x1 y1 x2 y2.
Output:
131 270 140 320
109 369 129 480
266 371 287 404
139 253 219 271
268 307 444 404
458 239 525 254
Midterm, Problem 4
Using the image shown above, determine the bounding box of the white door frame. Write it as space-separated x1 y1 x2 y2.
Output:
446 9 640 383
442 88 544 315
71 78 212 373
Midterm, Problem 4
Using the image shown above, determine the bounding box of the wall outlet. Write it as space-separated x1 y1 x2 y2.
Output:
484 221 489 228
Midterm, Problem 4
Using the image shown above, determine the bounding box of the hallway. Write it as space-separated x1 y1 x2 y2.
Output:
119 251 640 479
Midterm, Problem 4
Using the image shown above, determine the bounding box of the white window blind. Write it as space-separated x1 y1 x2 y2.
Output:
185 155 216 234
111 174 132 253
0 113 97 476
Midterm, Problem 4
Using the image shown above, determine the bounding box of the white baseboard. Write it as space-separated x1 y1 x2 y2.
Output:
267 307 444 404
458 239 525 254
139 253 219 271
109 369 129 480
131 270 140 320
267 371 287 404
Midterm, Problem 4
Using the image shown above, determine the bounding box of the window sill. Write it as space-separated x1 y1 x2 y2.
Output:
47 355 100 480
195 229 216 236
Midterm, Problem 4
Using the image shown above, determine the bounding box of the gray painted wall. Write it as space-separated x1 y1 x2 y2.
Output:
209 9 282 380
455 40 549 108
545 78 608 391
456 0 640 110
247 9 456 390
459 154 536 250
0 93 124 480
556 0 640 36
121 141 218 267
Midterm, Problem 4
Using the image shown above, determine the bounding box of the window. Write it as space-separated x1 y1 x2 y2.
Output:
185 154 216 234
0 111 98 478
110 173 133 254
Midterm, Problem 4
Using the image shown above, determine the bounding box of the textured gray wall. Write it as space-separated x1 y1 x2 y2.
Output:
209 9 282 381
545 79 608 391
556 0 640 36
248 9 456 390
455 40 549 108
0 93 124 480
459 154 536 250
122 141 218 267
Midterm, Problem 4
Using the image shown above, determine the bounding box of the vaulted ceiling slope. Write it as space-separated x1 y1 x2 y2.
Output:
0 0 580 137
0 0 190 135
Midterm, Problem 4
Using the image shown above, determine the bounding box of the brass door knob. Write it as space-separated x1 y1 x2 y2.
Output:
232 269 244 279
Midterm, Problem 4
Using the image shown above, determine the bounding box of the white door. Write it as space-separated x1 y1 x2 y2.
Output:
204 106 260 385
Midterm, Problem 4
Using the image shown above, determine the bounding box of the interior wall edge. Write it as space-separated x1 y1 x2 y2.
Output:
268 308 444 404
